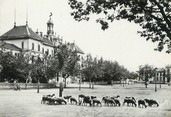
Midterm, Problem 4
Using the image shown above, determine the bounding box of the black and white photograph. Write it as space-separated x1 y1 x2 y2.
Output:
0 0 171 117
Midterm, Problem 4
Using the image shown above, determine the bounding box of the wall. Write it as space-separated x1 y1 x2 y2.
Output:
0 83 57 90
4 39 29 49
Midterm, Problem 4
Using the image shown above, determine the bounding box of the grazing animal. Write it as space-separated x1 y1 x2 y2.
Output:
92 99 102 107
123 97 137 107
82 96 92 106
138 100 147 108
78 94 85 99
102 97 116 106
111 95 121 106
78 94 85 105
111 98 121 106
53 98 67 105
144 99 159 107
112 95 120 98
41 94 55 104
70 97 77 105
64 95 72 102
91 96 97 100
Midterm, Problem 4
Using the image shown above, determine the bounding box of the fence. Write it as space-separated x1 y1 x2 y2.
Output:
0 83 57 90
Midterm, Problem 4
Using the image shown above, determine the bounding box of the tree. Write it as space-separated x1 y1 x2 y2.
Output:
31 57 46 93
0 52 28 83
15 53 32 89
54 42 80 88
82 54 94 88
139 64 154 88
81 54 132 86
68 0 171 53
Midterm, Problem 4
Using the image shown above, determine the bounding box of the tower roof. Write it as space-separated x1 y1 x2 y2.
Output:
0 25 43 41
47 19 54 25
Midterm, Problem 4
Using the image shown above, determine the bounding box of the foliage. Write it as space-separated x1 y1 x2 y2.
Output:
138 64 155 81
68 0 171 53
31 57 47 83
54 42 81 80
81 53 137 83
0 51 31 82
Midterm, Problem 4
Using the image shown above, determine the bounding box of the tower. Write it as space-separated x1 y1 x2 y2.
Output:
47 12 54 41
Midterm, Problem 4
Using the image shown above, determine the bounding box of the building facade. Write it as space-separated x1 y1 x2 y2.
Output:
0 14 84 59
0 15 59 58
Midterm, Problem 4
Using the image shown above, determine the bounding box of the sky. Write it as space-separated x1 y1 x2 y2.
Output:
0 0 171 72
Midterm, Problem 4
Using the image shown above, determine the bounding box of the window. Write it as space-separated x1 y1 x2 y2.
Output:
46 49 49 55
38 45 40 51
22 42 24 49
32 43 34 50
42 48 44 54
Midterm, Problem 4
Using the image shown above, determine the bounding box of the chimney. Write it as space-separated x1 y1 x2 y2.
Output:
36 29 39 34
40 32 43 37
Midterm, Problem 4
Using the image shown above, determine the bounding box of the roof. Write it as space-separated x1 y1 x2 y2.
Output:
0 42 22 52
43 37 54 47
69 43 84 54
0 25 43 41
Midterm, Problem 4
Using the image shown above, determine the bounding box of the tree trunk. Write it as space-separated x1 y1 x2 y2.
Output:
64 78 67 88
92 82 94 89
89 78 91 88
25 79 27 90
59 82 63 97
145 81 147 88
37 78 40 93
56 72 59 81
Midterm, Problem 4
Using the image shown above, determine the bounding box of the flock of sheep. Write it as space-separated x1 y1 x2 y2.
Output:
41 94 159 108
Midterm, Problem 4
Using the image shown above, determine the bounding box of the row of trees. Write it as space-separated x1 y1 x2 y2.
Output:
80 54 138 88
0 44 138 88
0 41 81 91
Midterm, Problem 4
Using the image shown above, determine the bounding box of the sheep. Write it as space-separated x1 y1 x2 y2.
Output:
144 99 159 107
123 97 137 107
138 100 147 108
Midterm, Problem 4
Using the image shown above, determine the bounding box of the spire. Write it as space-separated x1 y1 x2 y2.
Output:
26 7 28 26
14 7 16 28
47 12 54 37
49 12 52 20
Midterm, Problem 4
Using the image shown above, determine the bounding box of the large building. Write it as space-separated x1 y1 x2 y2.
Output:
0 14 84 58
0 15 57 57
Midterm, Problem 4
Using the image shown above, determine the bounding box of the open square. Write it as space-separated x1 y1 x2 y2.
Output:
0 84 171 117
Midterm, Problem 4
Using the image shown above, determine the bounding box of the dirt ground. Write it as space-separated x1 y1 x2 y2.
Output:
0 83 171 117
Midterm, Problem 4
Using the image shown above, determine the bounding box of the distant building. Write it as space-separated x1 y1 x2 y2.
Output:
166 65 171 83
153 68 166 84
138 65 171 84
